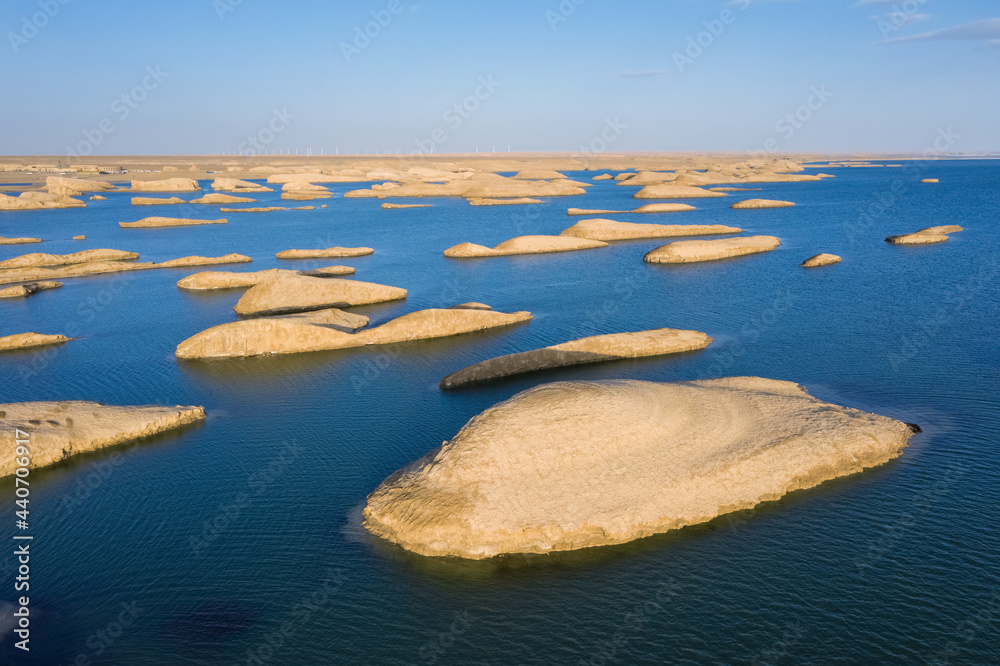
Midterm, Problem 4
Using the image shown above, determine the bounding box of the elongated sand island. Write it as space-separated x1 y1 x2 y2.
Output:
0 402 205 476
156 254 251 268
177 267 355 291
632 185 728 199
0 281 62 298
566 204 697 215
131 197 187 206
176 305 532 359
0 332 73 352
234 274 407 315
120 217 227 228
801 253 842 268
129 178 200 192
730 199 795 209
441 328 712 389
644 236 781 264
0 249 139 269
444 235 607 258
363 377 918 559
885 225 962 245
561 219 741 242
190 193 256 204
0 236 43 245
276 247 374 259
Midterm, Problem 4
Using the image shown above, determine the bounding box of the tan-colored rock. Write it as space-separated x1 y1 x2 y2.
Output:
157 254 252 268
801 253 841 268
632 203 697 213
0 401 205 475
511 170 567 180
190 193 256 204
562 219 741 242
592 174 613 180
921 178 939 183
0 249 139 270
0 281 62 299
298 266 356 277
633 184 728 199
89 195 107 201
644 236 781 264
467 198 544 206
177 267 354 291
177 306 530 359
708 187 762 192
363 377 917 558
0 332 72 352
234 274 407 316
73 235 86 241
345 173 586 200
730 199 795 209
0 237 42 245
211 178 273 192
276 247 373 259
444 235 607 258
382 203 432 209
45 176 114 195
450 302 492 310
120 217 227 228
567 208 627 215
281 191 333 201
131 196 187 206
885 225 962 245
129 178 200 192
0 261 156 285
0 192 86 210
220 207 287 212
442 328 713 389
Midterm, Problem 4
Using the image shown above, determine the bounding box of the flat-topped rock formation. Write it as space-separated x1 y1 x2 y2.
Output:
885 225 962 246
0 261 156 285
363 377 917 558
921 178 939 183
382 203 432 209
190 193 256 204
44 177 115 195
644 235 781 264
0 401 205 475
120 217 227 228
280 182 332 201
561 219 741 241
177 266 355 291
441 328 713 389
633 184 728 199
0 249 139 270
730 199 795 209
234 274 407 316
73 235 86 240
444 235 607 258
220 206 287 212
511 170 567 180
0 332 72 352
0 281 62 299
592 173 613 180
709 187 763 192
157 254 252 268
0 192 86 210
177 305 531 359
90 195 107 200
129 178 200 192
276 247 374 259
450 302 492 310
567 208 626 215
211 178 273 192
0 236 42 245
801 253 841 268
467 198 544 206
632 203 697 213
345 172 587 200
131 197 186 206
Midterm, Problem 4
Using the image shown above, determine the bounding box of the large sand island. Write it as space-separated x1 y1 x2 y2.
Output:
363 377 917 559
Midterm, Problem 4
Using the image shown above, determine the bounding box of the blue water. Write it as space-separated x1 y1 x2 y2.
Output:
1 162 998 665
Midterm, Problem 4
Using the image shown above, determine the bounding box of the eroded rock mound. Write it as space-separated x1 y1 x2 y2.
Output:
730 199 795 209
0 402 205 475
561 219 740 241
132 197 187 206
885 226 962 246
444 235 607 258
157 254 252 268
0 281 62 299
190 193 256 204
363 377 917 558
0 237 42 245
276 247 374 259
129 178 201 192
0 333 72 352
234 274 406 316
441 328 712 389
0 249 139 270
801 253 841 268
644 236 781 264
633 185 728 200
120 217 227 228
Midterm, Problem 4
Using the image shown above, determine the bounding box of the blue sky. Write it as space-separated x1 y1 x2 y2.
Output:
1 0 998 156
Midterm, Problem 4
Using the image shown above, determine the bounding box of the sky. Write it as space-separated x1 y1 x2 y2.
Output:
0 0 998 156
